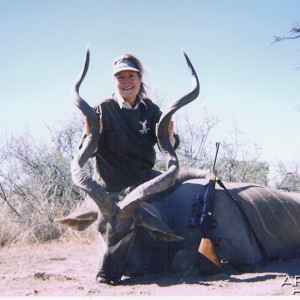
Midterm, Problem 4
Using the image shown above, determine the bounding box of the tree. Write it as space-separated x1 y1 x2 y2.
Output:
216 124 269 185
0 113 85 245
176 107 218 169
274 161 300 192
273 21 300 111
156 108 270 186
273 21 300 43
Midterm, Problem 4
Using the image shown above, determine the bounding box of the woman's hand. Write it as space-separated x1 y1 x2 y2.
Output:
155 119 176 148
168 120 176 148
84 116 103 135
84 116 103 154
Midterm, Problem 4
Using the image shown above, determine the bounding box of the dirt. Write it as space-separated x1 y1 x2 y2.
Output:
0 239 299 297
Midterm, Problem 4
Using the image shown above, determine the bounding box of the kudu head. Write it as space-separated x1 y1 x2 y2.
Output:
55 47 200 284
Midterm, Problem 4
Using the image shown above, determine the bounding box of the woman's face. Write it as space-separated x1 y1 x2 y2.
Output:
114 70 141 105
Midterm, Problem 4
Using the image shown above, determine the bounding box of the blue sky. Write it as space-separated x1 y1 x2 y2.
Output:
0 0 299 171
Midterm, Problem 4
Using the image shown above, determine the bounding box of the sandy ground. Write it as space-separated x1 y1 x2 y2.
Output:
0 239 300 297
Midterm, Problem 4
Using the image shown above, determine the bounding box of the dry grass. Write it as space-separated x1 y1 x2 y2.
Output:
0 189 98 247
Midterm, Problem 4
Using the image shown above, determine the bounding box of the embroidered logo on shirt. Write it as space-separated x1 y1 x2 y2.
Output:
139 120 150 134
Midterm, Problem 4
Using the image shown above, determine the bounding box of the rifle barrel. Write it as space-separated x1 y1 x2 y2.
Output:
212 142 220 172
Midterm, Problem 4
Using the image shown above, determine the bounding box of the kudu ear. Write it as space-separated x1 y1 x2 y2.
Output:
136 202 183 242
55 207 98 231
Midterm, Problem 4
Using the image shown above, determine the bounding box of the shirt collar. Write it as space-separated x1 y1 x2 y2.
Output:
113 93 147 110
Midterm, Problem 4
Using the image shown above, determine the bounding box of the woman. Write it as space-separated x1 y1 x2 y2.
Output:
81 54 179 197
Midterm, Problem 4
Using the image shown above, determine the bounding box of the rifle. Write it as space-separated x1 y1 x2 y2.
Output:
197 142 222 275
199 142 220 243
